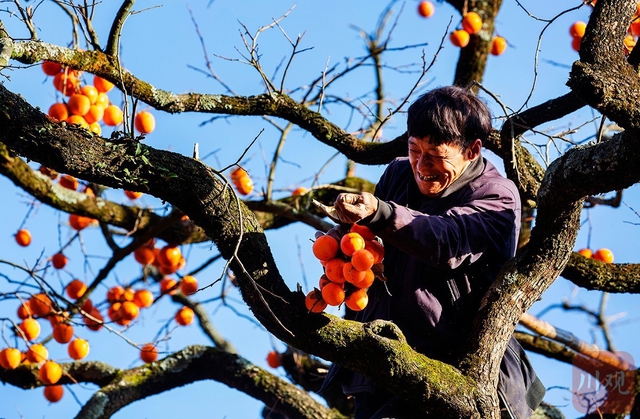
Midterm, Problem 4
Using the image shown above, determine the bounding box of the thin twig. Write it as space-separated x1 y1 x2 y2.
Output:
513 1 584 112
13 0 38 40
187 4 236 95
266 123 292 201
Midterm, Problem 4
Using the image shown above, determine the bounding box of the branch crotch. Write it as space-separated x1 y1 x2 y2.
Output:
364 320 406 343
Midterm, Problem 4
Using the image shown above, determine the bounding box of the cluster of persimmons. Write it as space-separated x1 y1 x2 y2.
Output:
263 224 385 372
6 217 201 403
306 224 385 314
41 61 155 136
416 1 506 56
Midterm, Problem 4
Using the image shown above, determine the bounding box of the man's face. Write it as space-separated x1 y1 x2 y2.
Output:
408 136 481 197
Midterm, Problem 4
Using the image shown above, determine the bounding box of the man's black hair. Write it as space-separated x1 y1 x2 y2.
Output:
407 85 492 150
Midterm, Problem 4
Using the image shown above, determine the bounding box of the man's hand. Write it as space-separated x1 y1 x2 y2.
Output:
333 192 378 224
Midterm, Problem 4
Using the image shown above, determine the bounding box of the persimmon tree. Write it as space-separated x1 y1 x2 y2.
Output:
1 1 640 418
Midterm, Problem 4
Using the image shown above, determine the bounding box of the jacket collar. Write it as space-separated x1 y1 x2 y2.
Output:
439 155 484 198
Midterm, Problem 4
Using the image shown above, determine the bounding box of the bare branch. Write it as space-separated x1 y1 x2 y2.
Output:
562 252 640 294
172 293 236 353
106 0 135 56
520 312 632 370
13 0 38 40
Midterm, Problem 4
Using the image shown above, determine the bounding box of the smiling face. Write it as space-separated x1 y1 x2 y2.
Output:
408 136 481 197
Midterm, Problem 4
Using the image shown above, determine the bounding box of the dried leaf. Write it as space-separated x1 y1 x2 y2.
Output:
372 263 386 282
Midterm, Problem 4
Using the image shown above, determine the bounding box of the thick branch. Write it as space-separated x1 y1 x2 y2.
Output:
247 199 334 232
504 91 587 139
75 345 340 419
0 346 340 419
0 21 13 68
562 253 640 293
519 313 632 370
0 360 118 389
568 0 640 130
9 41 407 165
0 142 209 245
300 318 479 417
0 139 358 239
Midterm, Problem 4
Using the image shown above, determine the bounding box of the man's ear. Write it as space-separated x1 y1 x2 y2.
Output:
466 139 482 160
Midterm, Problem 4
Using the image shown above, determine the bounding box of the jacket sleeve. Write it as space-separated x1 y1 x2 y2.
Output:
366 181 520 270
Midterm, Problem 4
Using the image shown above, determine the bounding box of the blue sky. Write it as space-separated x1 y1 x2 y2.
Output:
1 1 639 418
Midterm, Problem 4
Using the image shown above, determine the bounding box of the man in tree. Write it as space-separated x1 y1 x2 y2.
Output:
321 85 545 418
